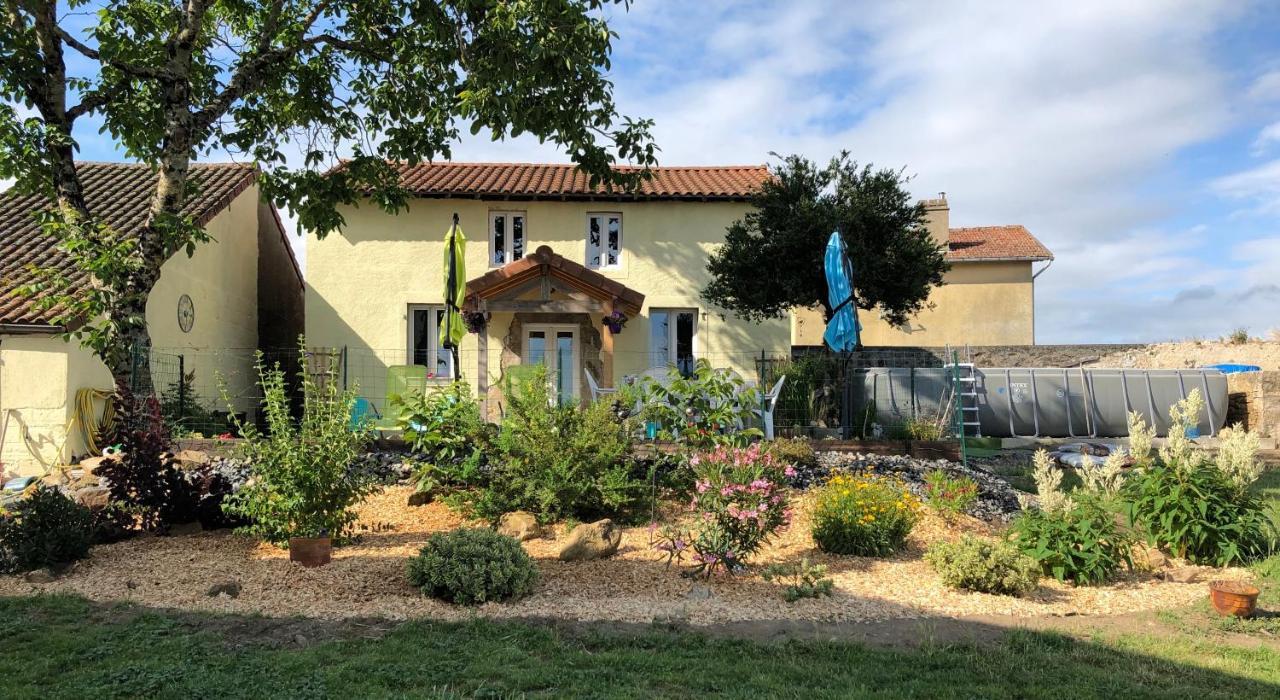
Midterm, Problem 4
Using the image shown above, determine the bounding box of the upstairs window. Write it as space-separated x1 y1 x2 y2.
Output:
586 213 622 269
649 308 697 376
489 211 526 267
408 304 454 379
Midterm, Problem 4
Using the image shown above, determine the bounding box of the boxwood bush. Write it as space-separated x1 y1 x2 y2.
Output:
0 485 95 574
407 528 538 605
925 535 1040 596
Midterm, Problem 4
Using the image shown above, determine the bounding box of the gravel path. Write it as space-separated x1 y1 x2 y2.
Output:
0 485 1238 626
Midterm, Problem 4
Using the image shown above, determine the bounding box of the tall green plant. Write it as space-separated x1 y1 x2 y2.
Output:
459 366 640 523
222 348 375 544
633 359 761 448
394 382 492 493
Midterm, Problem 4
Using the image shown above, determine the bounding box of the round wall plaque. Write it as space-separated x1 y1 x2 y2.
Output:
177 294 195 333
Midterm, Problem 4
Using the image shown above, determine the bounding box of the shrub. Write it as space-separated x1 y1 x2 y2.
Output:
761 558 834 602
811 473 921 556
632 359 761 447
774 352 844 429
1010 495 1131 585
765 437 817 475
0 485 95 574
406 528 538 605
925 535 1040 596
96 381 200 532
395 381 493 493
923 469 978 517
1123 398 1276 566
456 366 642 523
159 370 237 438
651 444 793 576
222 350 376 544
890 415 944 441
1227 328 1250 345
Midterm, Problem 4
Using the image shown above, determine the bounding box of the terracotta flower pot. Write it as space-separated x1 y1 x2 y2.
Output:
1208 580 1260 618
289 537 332 567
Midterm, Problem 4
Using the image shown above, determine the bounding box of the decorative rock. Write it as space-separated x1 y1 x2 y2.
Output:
77 456 110 474
23 568 56 584
809 452 1025 521
206 581 242 598
406 490 433 507
1163 566 1203 584
73 486 112 511
497 511 542 541
558 519 622 561
174 449 211 468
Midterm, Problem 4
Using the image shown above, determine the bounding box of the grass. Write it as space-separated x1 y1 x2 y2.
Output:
1 594 1279 698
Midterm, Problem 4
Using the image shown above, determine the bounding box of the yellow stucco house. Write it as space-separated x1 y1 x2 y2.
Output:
306 163 1052 417
0 162 303 475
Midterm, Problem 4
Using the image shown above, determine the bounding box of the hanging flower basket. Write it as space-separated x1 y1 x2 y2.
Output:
462 310 489 334
604 310 628 334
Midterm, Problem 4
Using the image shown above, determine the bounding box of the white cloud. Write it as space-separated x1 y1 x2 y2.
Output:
1247 69 1280 102
1250 120 1280 154
1211 158 1280 216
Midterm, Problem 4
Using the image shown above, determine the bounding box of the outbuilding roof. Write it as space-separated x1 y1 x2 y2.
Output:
0 162 263 326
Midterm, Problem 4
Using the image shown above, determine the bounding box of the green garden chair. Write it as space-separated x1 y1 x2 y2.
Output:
367 365 429 431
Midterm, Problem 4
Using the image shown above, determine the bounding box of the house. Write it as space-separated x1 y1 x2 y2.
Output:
306 162 1052 417
0 162 304 474
791 195 1054 347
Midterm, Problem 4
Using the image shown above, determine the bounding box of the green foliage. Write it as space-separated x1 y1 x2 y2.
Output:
456 365 641 523
702 153 948 325
394 382 493 494
923 470 979 517
0 485 94 574
632 359 761 448
222 350 376 544
764 437 817 474
651 444 792 576
158 371 236 438
406 528 538 605
1122 458 1277 566
925 536 1041 596
890 415 944 441
770 353 843 429
761 558 834 602
1010 495 1132 585
1227 328 1250 345
2 0 656 378
810 473 922 557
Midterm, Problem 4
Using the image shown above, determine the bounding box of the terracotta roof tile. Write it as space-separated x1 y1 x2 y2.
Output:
946 225 1053 262
388 162 769 201
465 245 645 315
0 162 258 326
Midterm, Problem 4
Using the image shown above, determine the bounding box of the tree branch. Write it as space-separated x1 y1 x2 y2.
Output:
55 26 173 80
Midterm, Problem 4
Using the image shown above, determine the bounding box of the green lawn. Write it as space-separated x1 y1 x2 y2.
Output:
1 594 1277 699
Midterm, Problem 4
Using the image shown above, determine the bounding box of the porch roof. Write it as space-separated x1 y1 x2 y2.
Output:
464 245 645 316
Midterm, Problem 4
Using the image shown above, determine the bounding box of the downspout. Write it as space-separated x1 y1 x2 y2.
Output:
1030 259 1054 344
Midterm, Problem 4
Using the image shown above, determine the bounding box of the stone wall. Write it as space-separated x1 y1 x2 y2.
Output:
1225 370 1280 437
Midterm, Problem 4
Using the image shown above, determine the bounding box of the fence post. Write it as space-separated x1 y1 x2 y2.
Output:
341 345 349 391
178 353 186 430
129 344 141 394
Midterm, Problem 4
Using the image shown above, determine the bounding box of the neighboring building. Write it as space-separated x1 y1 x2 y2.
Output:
306 163 1052 417
0 162 303 474
792 196 1054 347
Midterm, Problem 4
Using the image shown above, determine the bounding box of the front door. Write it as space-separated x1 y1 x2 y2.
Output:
523 325 580 405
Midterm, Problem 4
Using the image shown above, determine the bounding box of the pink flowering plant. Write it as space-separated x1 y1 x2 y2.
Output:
651 443 795 577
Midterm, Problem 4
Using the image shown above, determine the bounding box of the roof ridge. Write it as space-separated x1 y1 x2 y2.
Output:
393 161 768 171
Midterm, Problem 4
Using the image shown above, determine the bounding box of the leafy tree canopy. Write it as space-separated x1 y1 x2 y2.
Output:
0 0 656 378
701 153 948 328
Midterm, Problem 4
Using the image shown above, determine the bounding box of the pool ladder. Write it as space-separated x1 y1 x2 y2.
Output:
944 346 982 438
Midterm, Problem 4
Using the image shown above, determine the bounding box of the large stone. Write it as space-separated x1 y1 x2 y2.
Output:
1163 566 1204 584
206 580 242 598
497 511 543 542
73 486 112 511
77 456 110 474
406 490 433 507
557 519 622 561
23 568 56 584
174 449 211 469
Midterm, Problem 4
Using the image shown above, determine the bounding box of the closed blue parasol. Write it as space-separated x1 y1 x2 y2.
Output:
822 230 861 352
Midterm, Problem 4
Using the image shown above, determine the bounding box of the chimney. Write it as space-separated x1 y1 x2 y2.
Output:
922 192 949 248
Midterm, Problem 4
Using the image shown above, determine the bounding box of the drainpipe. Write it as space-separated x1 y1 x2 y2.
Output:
1030 260 1053 344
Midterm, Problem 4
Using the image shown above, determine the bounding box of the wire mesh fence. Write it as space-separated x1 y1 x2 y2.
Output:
128 344 960 440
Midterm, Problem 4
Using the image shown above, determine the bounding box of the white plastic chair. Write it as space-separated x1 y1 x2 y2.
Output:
583 368 616 402
755 375 787 440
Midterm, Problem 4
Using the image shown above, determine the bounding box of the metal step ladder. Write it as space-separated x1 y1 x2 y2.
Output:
944 345 982 439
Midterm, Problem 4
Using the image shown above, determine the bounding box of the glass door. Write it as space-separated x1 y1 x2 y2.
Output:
523 325 579 405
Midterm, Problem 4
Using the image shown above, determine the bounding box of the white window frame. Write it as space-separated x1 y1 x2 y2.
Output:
522 323 582 405
648 308 698 374
585 212 623 270
488 211 527 268
407 303 455 380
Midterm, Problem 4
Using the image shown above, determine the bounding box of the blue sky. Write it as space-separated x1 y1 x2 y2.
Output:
43 1 1280 343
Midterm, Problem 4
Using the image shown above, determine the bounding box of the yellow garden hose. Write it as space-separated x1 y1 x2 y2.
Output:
74 387 117 457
